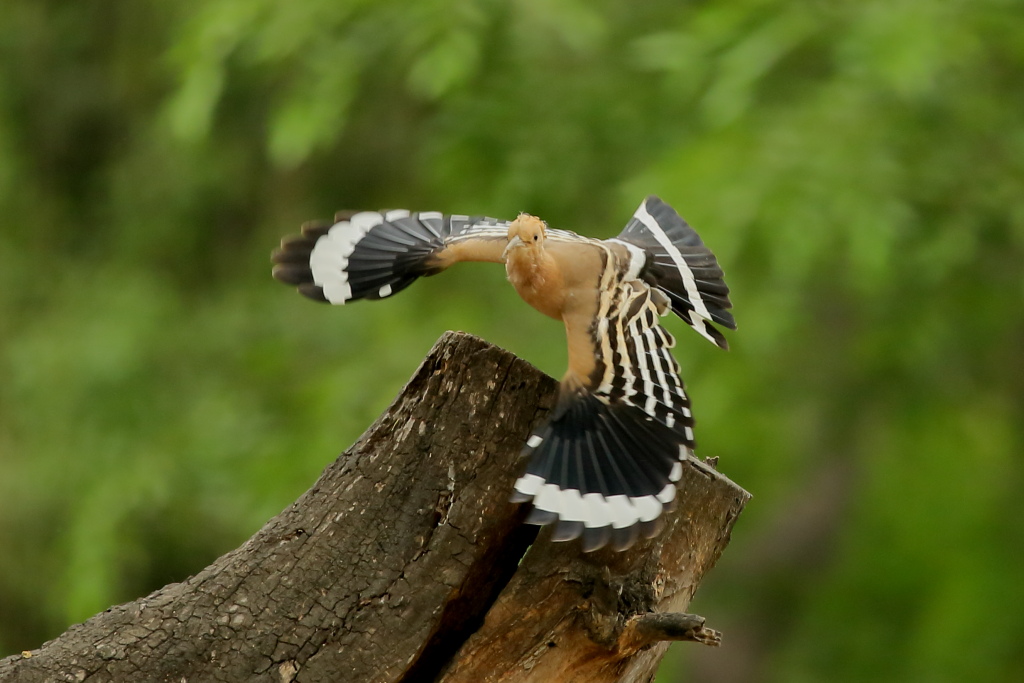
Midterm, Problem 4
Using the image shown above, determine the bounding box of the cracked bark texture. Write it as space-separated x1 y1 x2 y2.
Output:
0 331 750 683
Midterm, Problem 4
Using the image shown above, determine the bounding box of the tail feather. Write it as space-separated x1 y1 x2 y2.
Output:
599 410 673 496
512 390 687 552
581 525 611 552
603 409 680 490
610 525 640 552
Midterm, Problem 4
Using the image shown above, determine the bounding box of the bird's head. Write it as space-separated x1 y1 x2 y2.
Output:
504 214 547 260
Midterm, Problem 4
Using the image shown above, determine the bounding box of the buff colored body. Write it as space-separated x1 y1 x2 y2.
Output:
503 214 636 392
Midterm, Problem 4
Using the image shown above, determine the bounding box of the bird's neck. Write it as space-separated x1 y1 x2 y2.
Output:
506 247 564 320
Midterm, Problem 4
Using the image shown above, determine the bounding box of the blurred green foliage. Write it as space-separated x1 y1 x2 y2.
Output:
1 1 1022 680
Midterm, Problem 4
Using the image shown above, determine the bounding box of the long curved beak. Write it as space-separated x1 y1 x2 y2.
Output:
502 235 524 260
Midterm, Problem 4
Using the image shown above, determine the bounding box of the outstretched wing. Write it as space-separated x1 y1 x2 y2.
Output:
512 280 695 552
272 210 512 303
613 195 735 349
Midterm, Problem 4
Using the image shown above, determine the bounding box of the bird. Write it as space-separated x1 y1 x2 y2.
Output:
271 196 735 552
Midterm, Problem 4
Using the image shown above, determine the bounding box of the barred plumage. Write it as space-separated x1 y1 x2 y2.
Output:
272 196 734 551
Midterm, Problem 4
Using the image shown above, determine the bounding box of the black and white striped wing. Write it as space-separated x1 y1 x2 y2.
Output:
272 210 512 303
613 195 736 349
512 283 694 552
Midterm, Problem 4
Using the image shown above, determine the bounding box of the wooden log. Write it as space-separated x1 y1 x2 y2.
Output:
0 331 749 683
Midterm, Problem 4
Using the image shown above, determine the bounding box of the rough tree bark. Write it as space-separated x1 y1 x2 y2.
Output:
0 332 750 683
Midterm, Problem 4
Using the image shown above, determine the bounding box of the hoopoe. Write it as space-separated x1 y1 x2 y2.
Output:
272 196 735 551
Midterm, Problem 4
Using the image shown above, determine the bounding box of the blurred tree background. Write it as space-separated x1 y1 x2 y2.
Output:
1 0 1022 680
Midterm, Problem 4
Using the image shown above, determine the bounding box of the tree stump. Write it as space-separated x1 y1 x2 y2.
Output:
0 332 750 683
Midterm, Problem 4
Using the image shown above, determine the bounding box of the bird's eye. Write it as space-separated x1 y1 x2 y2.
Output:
533 234 539 241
